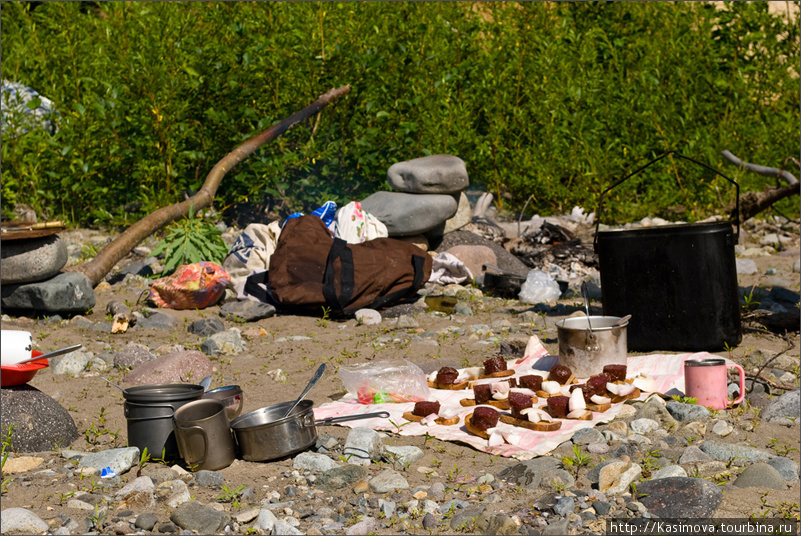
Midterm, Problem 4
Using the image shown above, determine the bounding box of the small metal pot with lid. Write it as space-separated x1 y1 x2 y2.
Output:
123 383 205 459
231 400 388 462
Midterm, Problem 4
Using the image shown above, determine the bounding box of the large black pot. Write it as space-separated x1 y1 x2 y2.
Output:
594 152 742 352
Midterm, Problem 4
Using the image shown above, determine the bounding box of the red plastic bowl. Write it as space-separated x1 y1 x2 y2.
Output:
1 351 48 387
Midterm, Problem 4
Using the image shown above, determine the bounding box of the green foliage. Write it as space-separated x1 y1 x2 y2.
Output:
151 206 228 274
1 2 798 227
561 443 591 479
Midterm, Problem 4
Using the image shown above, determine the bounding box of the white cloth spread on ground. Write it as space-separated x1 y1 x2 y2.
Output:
314 336 720 460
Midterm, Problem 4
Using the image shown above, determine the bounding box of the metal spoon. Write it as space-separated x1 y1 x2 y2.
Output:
283 363 326 418
581 282 600 352
200 376 212 392
612 314 632 328
13 344 83 365
99 376 125 393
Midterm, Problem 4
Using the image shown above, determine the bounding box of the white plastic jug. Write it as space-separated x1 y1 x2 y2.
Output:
1 330 33 366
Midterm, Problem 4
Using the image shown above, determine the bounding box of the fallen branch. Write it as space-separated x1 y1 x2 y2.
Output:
721 150 800 222
67 85 351 287
721 150 798 186
744 373 797 392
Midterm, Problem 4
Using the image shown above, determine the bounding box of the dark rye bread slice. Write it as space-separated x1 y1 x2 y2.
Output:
402 411 460 426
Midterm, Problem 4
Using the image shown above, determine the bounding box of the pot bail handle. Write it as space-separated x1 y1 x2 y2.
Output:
313 411 390 426
593 151 740 251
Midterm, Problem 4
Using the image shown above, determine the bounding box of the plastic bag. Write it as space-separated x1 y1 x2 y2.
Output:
518 269 562 304
339 359 430 404
149 262 230 309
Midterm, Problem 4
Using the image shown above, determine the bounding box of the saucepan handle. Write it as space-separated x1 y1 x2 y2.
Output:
313 411 390 426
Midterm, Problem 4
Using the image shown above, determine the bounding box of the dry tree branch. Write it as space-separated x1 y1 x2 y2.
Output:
67 85 351 287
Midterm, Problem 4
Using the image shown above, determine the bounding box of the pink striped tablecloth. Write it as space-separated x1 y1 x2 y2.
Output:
314 336 716 460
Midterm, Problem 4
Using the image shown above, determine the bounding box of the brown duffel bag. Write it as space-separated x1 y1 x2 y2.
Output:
245 215 432 316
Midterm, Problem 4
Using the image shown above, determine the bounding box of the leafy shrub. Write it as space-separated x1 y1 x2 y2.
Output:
1 2 798 227
151 207 228 275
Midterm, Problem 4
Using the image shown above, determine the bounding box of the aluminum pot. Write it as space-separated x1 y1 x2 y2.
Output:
556 316 628 379
123 383 205 459
230 400 389 462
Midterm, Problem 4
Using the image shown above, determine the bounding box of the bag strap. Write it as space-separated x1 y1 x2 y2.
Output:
344 253 428 315
244 270 272 303
322 238 355 315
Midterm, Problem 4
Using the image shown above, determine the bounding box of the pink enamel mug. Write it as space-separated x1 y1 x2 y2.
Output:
684 358 745 410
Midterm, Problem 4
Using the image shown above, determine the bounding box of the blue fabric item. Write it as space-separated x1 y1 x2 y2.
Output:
283 201 338 228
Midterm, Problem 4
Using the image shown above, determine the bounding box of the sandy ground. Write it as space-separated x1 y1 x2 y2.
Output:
0 231 799 534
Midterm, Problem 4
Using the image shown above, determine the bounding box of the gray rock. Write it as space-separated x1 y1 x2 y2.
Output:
449 505 486 531
1 272 95 314
170 500 231 534
763 389 800 424
592 500 612 516
157 521 179 533
587 442 610 454
711 420 734 436
586 459 619 484
453 301 474 316
572 427 604 445
315 433 340 455
636 477 722 518
769 286 800 305
542 517 570 536
112 343 157 370
735 258 758 275
734 462 788 490
51 349 92 376
395 315 419 329
219 300 275 322
106 300 131 316
274 519 304 535
1 235 68 284
482 514 520 535
496 457 575 490
651 465 688 480
0 384 79 452
767 456 799 483
422 512 439 531
380 499 397 518
382 445 424 467
343 427 383 466
355 309 382 325
254 509 277 534
195 470 224 487
346 517 378 536
315 465 367 491
440 499 470 514
634 399 678 428
136 310 179 330
293 451 339 472
78 447 139 476
360 191 458 236
630 418 660 435
599 461 642 495
666 401 711 421
187 317 226 337
699 441 772 462
442 191 472 234
116 475 155 497
679 445 713 464
123 350 212 386
553 496 575 516
200 329 245 356
387 154 468 194
369 469 410 493
135 513 159 531
0 507 49 534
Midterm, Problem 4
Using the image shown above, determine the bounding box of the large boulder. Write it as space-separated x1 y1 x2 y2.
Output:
360 191 458 236
1 272 95 314
1 235 68 284
387 154 469 194
123 350 213 386
0 384 79 452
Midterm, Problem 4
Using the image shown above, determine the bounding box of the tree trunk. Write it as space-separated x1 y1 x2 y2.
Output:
737 182 801 222
67 85 351 287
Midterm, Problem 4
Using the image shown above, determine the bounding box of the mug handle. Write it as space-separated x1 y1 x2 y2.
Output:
726 363 746 407
175 424 208 468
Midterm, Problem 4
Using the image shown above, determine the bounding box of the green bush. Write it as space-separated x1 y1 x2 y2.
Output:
1 2 798 227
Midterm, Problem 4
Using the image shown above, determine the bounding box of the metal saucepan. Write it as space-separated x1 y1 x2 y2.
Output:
230 400 389 462
555 315 629 379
